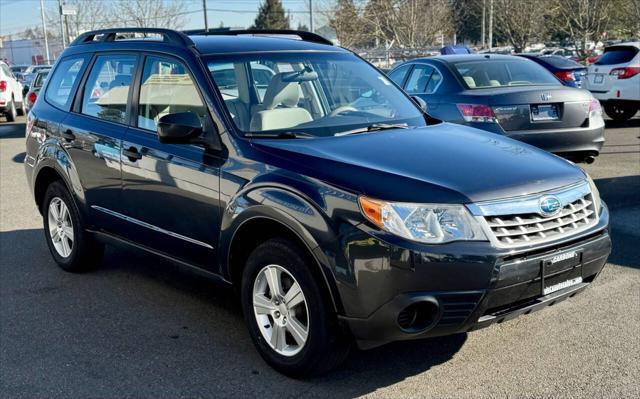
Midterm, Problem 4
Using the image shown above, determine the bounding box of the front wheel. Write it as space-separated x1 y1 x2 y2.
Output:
241 238 350 377
604 102 638 121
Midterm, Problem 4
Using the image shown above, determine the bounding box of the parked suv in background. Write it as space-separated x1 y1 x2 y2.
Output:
0 60 25 121
584 42 640 121
25 28 611 377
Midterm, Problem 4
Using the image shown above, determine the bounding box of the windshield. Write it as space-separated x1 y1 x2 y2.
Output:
453 59 561 89
33 70 50 87
206 52 425 137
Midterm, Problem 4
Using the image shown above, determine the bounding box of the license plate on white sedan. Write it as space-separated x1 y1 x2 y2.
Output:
531 104 559 121
593 74 604 84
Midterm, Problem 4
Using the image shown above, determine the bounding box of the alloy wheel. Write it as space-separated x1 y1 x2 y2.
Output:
253 264 309 357
47 197 74 258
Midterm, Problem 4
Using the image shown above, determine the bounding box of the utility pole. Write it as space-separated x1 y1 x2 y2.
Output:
202 0 209 32
40 0 50 64
481 0 486 49
58 0 66 48
489 0 494 51
309 0 313 32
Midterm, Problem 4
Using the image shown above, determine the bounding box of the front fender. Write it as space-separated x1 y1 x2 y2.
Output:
218 184 355 314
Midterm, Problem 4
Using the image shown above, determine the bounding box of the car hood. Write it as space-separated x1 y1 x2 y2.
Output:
250 123 586 204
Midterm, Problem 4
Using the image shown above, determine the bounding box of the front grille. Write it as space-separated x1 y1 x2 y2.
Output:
484 193 597 247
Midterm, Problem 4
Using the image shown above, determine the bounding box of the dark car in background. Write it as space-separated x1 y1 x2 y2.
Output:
25 28 611 377
24 67 50 112
517 54 587 88
389 55 605 163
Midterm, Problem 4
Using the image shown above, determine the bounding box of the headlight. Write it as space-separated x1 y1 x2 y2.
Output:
359 197 486 244
586 175 601 214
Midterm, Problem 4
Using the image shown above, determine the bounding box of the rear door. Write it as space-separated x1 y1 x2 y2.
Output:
586 45 640 92
120 54 222 269
61 52 139 234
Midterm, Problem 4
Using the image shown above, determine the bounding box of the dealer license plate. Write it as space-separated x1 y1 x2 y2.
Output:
531 104 559 121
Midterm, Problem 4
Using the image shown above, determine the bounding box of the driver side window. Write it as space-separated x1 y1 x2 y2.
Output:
137 56 205 132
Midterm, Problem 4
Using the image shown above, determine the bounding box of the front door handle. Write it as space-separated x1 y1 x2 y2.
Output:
123 147 143 162
60 129 75 142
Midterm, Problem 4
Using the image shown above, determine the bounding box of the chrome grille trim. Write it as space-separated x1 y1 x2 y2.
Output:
468 181 599 248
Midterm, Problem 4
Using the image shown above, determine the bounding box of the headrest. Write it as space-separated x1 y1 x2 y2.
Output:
262 73 300 109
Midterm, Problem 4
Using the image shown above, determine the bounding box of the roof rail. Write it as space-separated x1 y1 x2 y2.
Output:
182 28 333 46
71 28 194 47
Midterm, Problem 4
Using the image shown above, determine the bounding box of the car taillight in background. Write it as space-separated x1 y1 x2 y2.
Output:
588 98 602 118
610 66 640 79
554 70 576 83
27 91 38 106
0 80 7 92
456 104 497 123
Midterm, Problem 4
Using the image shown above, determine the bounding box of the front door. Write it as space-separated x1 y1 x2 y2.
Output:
120 55 222 269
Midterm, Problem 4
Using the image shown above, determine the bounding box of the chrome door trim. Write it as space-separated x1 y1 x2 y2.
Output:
91 205 214 249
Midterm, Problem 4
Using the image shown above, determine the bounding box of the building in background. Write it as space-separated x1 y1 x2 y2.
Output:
0 37 63 66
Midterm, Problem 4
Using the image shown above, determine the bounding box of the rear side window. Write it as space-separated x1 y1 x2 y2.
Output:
388 65 411 86
81 55 137 124
405 65 434 94
137 56 205 132
45 57 85 109
596 46 639 65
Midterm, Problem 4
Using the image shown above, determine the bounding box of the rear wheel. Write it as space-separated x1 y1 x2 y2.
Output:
4 98 16 122
604 102 638 121
42 181 104 272
241 238 350 377
16 101 25 116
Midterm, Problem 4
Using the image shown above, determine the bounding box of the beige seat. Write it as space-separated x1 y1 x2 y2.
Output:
463 76 476 88
250 73 312 131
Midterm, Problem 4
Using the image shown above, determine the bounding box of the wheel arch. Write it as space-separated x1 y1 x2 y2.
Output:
220 188 345 315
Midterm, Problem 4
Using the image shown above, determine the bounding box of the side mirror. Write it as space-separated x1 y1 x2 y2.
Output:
157 112 203 144
411 96 428 113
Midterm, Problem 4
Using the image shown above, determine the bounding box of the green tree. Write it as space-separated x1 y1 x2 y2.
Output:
329 0 366 48
251 0 290 30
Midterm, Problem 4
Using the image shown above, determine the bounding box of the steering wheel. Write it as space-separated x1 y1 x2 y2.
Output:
329 105 358 117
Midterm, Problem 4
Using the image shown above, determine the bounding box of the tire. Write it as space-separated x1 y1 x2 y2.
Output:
16 101 25 116
241 238 351 377
42 181 104 272
604 102 638 121
5 98 16 122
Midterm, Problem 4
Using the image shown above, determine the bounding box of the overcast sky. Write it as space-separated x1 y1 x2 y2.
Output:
0 0 321 37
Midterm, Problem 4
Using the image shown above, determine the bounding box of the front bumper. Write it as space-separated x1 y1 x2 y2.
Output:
338 204 611 350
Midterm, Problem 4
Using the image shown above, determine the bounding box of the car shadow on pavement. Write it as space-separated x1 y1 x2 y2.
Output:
0 122 26 139
1 228 465 397
595 175 640 270
604 117 640 130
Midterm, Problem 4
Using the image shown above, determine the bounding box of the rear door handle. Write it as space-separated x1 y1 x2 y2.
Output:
61 129 75 141
123 147 143 161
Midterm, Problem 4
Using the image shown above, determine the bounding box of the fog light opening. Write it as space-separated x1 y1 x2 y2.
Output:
397 301 439 333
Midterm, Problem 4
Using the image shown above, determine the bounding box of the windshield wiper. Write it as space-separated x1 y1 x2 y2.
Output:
334 123 409 136
245 131 315 139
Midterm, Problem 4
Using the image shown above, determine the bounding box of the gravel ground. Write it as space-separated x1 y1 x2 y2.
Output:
1 115 638 398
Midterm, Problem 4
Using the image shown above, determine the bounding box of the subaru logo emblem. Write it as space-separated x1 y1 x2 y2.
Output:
541 93 552 101
538 195 562 217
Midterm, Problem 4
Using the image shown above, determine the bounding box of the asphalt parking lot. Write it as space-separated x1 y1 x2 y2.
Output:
1 115 639 398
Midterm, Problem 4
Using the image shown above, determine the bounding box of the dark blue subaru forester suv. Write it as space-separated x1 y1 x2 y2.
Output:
24 28 611 377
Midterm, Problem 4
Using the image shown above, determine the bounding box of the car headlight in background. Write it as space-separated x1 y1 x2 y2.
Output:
359 197 486 244
586 175 602 214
